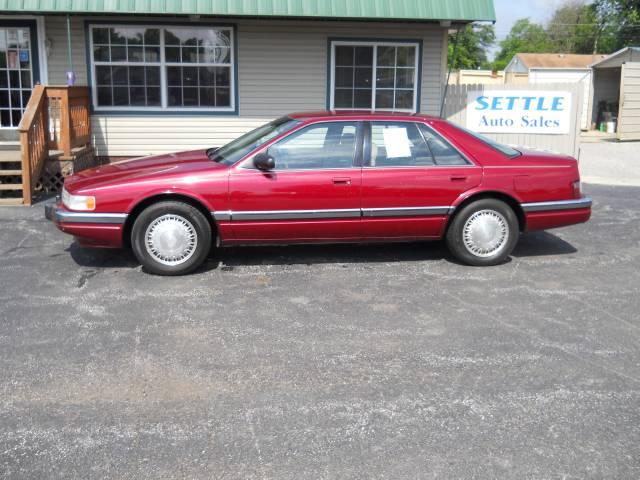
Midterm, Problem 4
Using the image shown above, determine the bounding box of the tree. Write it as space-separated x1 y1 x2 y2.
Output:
547 1 599 53
593 0 640 52
492 19 552 70
448 24 496 70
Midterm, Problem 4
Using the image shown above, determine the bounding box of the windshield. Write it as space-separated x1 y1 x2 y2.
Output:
456 125 521 158
208 116 301 165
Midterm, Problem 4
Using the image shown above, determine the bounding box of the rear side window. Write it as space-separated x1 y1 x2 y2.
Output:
418 124 470 166
368 122 433 167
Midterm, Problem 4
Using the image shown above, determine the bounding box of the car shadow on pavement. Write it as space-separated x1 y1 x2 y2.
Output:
511 231 577 258
66 231 577 271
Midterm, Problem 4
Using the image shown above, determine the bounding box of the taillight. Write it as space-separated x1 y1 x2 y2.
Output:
572 180 582 198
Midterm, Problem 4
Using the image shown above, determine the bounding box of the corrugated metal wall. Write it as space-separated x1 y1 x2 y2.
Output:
619 63 640 141
443 82 583 157
44 16 447 157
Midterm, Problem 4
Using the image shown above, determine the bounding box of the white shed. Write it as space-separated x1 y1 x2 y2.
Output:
505 53 607 130
590 47 640 141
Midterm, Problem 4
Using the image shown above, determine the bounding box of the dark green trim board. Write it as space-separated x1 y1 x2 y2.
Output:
0 0 496 22
326 38 423 112
84 20 240 116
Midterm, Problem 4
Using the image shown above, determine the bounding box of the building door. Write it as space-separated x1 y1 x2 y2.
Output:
0 21 40 139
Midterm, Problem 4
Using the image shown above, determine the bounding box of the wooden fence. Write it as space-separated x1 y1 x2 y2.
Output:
442 82 583 157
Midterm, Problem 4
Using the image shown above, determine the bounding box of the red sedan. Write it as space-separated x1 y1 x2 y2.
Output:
45 111 591 275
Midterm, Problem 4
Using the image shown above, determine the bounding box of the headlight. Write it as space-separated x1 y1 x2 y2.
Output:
62 188 96 211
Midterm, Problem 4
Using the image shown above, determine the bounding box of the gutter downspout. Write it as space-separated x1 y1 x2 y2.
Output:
66 14 75 85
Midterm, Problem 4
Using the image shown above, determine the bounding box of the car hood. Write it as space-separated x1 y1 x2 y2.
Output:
65 150 226 192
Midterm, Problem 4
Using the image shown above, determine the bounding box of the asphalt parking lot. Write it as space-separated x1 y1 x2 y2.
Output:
1 183 639 479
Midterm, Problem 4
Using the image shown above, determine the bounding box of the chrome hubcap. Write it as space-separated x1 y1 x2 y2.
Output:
145 214 198 266
462 209 509 257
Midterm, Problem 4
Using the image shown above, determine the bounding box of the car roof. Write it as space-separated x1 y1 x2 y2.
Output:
287 110 442 122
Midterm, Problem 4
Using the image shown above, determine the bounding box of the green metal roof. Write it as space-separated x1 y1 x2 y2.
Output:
1 0 496 22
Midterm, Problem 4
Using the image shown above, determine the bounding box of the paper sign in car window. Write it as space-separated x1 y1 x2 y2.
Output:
383 127 412 158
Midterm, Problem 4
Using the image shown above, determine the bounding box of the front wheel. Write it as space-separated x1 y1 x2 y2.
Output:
131 201 212 276
445 198 519 266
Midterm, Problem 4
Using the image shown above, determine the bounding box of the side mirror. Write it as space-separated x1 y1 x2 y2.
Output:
254 151 275 171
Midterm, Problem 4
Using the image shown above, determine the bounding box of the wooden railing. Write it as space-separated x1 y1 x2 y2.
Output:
18 86 91 205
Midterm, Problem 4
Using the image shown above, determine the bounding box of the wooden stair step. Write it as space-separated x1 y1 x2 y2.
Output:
0 184 23 191
0 170 22 175
0 198 23 205
0 157 20 163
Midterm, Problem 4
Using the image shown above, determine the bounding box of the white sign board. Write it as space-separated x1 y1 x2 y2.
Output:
466 90 572 135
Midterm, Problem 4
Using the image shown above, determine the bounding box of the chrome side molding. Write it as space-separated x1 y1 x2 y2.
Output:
521 197 592 213
212 206 455 222
51 210 128 224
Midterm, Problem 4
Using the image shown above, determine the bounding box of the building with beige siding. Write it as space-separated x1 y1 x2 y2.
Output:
0 1 495 160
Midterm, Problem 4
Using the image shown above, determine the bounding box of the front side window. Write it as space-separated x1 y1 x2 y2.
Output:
90 25 235 111
331 41 419 112
368 122 432 167
269 122 358 170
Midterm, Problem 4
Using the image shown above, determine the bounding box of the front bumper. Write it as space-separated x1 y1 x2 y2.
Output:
44 199 127 248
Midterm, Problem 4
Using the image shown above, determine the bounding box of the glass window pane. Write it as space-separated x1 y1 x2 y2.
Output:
369 122 431 167
11 109 21 126
127 46 144 62
335 67 353 88
396 46 416 67
376 46 395 67
354 46 373 66
182 47 198 63
113 87 129 105
92 28 109 44
354 68 372 88
376 68 394 89
130 86 146 106
109 28 126 45
353 89 372 109
144 28 160 45
93 46 110 62
146 67 160 86
0 52 6 68
129 66 145 85
334 89 353 108
167 67 182 86
146 87 161 106
183 67 198 86
111 46 126 61
144 47 160 62
183 87 198 106
335 46 354 66
215 87 230 107
418 124 467 165
20 70 31 87
95 66 111 85
375 90 393 109
97 87 112 106
168 87 182 106
395 68 415 89
200 87 216 106
0 72 7 88
0 110 10 127
165 47 180 62
394 90 413 110
112 66 128 85
215 67 230 87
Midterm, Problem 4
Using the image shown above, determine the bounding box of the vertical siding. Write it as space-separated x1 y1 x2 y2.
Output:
619 62 640 140
44 16 446 156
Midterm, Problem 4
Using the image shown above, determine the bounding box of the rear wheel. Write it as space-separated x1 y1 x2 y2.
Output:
131 201 212 276
446 198 519 266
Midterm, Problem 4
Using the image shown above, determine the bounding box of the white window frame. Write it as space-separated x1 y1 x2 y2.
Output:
88 23 236 113
329 40 420 113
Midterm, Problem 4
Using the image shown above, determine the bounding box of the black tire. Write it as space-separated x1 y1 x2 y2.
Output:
445 198 519 266
131 201 212 276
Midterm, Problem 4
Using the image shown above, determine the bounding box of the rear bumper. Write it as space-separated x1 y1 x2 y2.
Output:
522 196 592 231
44 200 127 248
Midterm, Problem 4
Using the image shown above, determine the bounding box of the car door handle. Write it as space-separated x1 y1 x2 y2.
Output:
332 177 351 185
450 175 468 182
